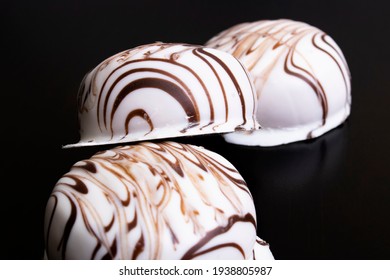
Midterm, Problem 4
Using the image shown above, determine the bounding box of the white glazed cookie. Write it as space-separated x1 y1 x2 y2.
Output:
206 19 351 146
65 43 258 147
45 142 273 260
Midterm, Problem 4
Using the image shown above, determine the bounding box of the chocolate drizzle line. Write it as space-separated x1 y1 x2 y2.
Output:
145 142 208 174
314 34 351 105
46 142 255 259
124 109 153 136
193 146 251 197
189 243 245 259
207 19 350 132
127 211 138 232
192 49 224 124
256 238 269 246
78 196 110 260
284 44 328 125
104 215 115 232
102 238 117 260
77 160 97 173
99 65 200 132
132 235 145 259
45 195 58 253
94 48 206 133
76 42 254 142
181 213 256 259
197 48 247 126
56 192 77 260
111 77 198 134
62 175 89 194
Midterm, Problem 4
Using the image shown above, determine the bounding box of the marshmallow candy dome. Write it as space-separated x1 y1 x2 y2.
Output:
206 19 351 146
65 43 258 147
44 142 273 259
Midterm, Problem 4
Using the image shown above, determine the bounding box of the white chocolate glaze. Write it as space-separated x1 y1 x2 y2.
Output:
253 237 274 260
45 142 273 259
65 43 258 148
206 19 351 146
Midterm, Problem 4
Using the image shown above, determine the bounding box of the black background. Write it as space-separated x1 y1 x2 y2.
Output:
1 0 389 260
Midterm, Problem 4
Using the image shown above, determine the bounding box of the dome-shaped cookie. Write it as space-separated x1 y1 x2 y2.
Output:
65 43 258 147
45 142 273 259
206 19 351 146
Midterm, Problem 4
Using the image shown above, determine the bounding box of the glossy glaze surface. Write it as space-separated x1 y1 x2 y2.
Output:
66 43 258 147
206 19 351 146
45 142 273 259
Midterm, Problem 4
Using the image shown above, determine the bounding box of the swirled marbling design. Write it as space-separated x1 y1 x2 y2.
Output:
66 43 258 147
45 142 273 259
206 19 351 146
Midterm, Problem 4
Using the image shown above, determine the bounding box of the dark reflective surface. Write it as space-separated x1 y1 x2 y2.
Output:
236 125 349 260
177 123 351 259
2 0 390 259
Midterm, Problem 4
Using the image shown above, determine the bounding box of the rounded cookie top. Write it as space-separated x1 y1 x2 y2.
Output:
66 42 258 147
206 19 351 146
45 141 272 259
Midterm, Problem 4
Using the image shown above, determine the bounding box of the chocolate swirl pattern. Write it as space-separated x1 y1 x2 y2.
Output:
44 142 273 259
206 19 351 146
66 43 258 147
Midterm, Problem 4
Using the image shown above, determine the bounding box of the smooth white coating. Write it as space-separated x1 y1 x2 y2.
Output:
253 237 274 260
206 19 351 146
65 43 258 148
45 142 273 260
